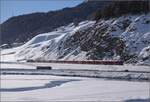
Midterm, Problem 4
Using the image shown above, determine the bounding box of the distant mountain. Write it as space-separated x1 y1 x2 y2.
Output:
1 1 111 45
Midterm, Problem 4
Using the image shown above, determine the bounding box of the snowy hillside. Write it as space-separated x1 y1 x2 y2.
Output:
1 13 150 65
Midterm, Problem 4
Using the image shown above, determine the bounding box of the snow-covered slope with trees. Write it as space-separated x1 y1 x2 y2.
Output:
1 13 150 65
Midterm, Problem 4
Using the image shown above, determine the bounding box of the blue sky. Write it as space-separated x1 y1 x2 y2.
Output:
0 0 84 23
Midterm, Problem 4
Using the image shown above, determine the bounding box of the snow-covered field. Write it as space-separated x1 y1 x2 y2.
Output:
0 62 149 101
0 13 150 102
1 75 149 101
1 61 150 72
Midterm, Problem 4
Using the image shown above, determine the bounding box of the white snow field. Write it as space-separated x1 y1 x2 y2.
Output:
1 62 149 101
1 61 150 72
0 62 149 81
1 75 149 102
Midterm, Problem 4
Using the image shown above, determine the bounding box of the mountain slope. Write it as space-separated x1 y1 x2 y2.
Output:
1 1 111 45
2 13 149 65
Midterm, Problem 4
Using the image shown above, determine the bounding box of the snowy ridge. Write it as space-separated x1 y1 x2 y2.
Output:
1 14 150 65
2 20 95 61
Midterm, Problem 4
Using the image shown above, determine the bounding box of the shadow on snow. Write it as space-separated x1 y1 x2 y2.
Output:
124 98 150 102
0 79 80 92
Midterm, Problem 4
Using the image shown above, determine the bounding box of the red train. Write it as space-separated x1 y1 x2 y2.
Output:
27 60 124 65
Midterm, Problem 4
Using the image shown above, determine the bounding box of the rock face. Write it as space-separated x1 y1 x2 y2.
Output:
1 1 149 65
1 1 110 45
6 13 148 65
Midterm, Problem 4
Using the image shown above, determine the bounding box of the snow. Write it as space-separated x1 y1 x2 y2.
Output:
1 12 149 102
0 20 95 62
120 14 150 55
1 62 149 81
29 63 150 72
138 46 150 65
1 63 36 69
1 62 150 72
1 53 16 62
100 14 150 64
1 14 150 65
139 46 150 59
103 14 150 56
1 75 149 101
